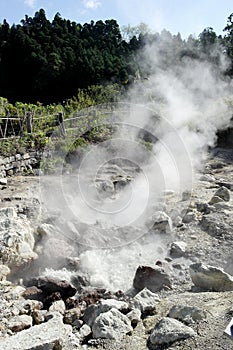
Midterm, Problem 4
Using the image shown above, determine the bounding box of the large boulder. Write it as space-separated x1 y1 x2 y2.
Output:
92 308 133 339
0 207 37 270
133 265 172 292
168 305 207 324
189 262 233 291
0 312 72 350
149 317 196 345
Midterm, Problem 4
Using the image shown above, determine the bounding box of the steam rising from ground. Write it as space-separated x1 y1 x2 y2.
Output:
40 36 233 292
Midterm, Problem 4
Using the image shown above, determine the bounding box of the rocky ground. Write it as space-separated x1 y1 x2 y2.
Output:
0 147 233 349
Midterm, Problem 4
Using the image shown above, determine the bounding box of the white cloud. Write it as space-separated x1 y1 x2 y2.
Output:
83 0 101 10
24 0 36 8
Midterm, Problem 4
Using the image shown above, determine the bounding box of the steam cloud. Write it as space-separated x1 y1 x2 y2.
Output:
40 35 233 292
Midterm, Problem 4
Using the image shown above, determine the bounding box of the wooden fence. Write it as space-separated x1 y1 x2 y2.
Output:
0 103 130 141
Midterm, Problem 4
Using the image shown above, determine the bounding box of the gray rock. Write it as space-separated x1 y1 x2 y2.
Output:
92 308 133 339
150 211 172 233
49 299 66 314
17 299 43 315
64 307 82 325
126 309 141 326
149 317 196 345
0 207 37 269
200 174 215 182
182 211 197 223
189 262 233 291
0 312 72 350
0 264 10 281
83 299 128 327
133 265 172 292
77 324 92 341
209 195 224 205
170 241 187 258
8 315 33 332
168 305 207 324
201 214 233 237
214 186 231 201
100 299 128 311
130 288 160 314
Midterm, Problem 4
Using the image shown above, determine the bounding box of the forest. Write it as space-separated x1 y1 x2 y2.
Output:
1 9 233 104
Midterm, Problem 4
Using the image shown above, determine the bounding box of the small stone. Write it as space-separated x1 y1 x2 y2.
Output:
32 310 45 325
64 307 82 325
126 309 141 327
77 324 91 341
200 174 215 182
0 177 7 186
170 241 187 258
182 211 197 223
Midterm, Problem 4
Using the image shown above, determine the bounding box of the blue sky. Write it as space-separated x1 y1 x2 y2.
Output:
0 0 232 39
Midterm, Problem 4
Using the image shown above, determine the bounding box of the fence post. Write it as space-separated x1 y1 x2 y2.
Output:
26 112 33 134
57 112 66 137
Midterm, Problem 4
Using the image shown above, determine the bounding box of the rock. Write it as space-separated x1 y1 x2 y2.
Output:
215 181 233 190
92 308 133 339
0 177 7 186
168 305 207 324
25 276 76 300
130 288 160 315
126 309 141 327
83 298 127 327
36 223 57 237
77 324 92 341
213 202 233 210
23 286 43 301
182 190 191 201
170 241 187 258
0 207 37 269
149 317 196 345
17 299 43 315
182 211 197 223
41 237 76 269
0 264 10 281
209 195 224 205
32 309 46 325
196 202 213 214
150 211 172 233
64 307 82 325
133 265 172 292
200 174 215 182
99 298 128 312
201 214 232 237
49 299 66 314
0 312 72 350
214 186 231 201
189 262 233 291
8 315 33 332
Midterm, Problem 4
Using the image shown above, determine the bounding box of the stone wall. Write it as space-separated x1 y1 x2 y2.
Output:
0 151 43 177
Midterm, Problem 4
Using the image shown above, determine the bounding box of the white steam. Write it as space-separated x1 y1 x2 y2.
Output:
40 36 233 292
